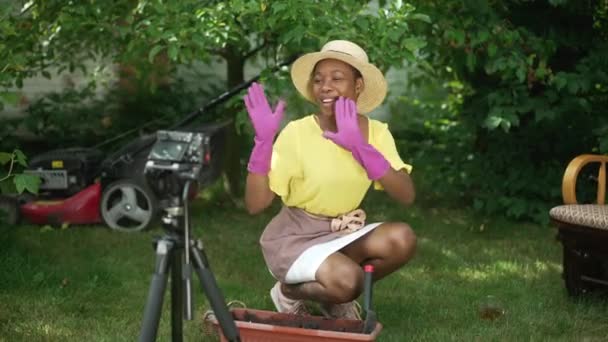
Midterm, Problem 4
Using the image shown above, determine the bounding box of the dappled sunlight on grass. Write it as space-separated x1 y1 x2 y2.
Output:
458 267 493 281
11 321 74 340
1 193 607 341
456 260 559 282
0 297 80 340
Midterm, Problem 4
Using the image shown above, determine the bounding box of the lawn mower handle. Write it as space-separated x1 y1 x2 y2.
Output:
170 54 299 130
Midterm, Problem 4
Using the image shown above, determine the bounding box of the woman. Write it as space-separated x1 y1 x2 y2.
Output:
244 40 416 319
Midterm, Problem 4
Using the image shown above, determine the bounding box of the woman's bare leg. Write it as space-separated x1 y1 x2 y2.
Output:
281 252 364 303
341 222 417 280
281 222 416 303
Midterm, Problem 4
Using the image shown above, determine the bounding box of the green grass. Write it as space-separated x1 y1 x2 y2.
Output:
1 191 608 341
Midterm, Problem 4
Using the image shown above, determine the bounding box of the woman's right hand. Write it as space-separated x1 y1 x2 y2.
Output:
244 82 285 175
244 82 285 143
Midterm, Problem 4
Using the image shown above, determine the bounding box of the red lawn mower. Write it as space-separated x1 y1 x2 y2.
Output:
0 84 248 232
0 119 231 232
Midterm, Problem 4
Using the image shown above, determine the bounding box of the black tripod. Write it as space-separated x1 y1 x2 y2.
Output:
138 179 241 341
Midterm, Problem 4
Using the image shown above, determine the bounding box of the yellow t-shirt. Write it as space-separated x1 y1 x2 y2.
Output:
268 115 412 217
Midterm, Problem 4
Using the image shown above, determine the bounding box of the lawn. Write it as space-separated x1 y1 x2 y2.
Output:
1 190 607 341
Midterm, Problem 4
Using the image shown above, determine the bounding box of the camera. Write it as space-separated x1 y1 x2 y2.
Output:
144 130 210 199
146 130 209 173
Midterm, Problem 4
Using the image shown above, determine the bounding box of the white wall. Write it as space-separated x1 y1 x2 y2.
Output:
0 57 229 120
1 59 116 119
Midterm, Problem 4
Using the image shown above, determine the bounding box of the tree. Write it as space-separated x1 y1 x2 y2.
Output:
1 0 428 197
405 0 608 222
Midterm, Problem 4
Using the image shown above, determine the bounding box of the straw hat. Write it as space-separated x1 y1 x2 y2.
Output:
291 40 387 114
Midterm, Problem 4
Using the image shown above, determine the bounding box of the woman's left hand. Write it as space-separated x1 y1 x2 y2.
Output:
323 97 391 180
322 97 364 151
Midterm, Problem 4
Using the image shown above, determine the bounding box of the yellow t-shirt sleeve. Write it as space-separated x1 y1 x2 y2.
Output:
268 123 301 197
372 122 412 190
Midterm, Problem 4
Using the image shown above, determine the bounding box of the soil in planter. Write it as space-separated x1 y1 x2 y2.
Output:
237 310 367 334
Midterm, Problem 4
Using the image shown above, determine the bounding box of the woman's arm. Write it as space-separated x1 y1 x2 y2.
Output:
376 169 415 206
242 82 284 215
245 173 276 215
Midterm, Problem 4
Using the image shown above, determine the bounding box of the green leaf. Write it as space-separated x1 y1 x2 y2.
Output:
14 149 27 167
0 92 20 106
578 98 591 112
535 60 548 79
526 53 536 66
282 25 305 44
567 79 580 94
473 199 484 210
484 115 503 130
487 43 497 57
0 152 12 165
400 49 417 63
402 37 426 52
271 2 288 13
388 30 401 43
148 45 164 63
13 173 40 194
534 107 555 122
452 29 465 46
552 74 567 91
466 53 476 72
515 67 526 83
0 179 16 194
477 30 489 43
168 44 178 61
355 19 369 32
409 13 431 23
548 0 567 6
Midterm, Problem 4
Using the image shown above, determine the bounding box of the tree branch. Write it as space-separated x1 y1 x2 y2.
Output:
243 42 267 60
0 154 15 183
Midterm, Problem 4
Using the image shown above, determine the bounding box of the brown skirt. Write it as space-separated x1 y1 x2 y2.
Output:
259 206 379 283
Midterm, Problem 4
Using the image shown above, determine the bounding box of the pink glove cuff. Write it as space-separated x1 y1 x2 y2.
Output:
247 138 273 174
351 143 391 180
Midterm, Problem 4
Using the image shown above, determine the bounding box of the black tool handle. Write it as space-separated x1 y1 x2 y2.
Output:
363 264 374 312
362 264 377 334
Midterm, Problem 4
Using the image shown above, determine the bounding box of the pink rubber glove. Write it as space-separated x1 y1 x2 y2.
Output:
322 97 390 180
244 82 285 174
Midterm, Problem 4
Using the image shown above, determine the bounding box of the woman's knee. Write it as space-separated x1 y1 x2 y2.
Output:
386 222 417 261
320 262 364 303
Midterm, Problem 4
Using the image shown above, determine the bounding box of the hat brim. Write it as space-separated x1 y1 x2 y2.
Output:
290 51 387 114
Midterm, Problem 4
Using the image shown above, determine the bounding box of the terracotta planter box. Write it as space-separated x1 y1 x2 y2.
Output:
210 308 382 342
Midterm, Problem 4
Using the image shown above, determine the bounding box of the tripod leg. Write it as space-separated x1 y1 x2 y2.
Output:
190 244 241 342
170 248 183 341
139 239 173 342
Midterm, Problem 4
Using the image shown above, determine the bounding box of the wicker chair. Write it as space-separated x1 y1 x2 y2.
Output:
549 154 608 296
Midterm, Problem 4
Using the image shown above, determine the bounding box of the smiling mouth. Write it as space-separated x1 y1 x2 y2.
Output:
320 97 337 105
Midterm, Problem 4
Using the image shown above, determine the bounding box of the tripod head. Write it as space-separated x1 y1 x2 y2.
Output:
143 120 230 215
144 129 208 189
143 129 208 234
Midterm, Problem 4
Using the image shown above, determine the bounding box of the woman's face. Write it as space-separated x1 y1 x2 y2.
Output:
310 59 363 116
